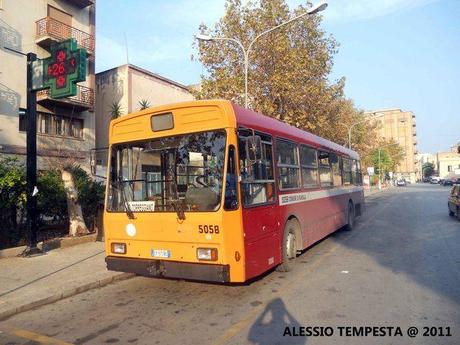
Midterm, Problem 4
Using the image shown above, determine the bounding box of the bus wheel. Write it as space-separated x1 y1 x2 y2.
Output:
277 220 298 272
345 201 355 231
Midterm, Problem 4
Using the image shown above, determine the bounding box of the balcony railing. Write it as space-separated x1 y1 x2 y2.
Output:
37 85 94 110
65 0 95 8
36 17 94 54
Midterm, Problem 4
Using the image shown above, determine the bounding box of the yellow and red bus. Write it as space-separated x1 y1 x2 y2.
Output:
104 100 364 283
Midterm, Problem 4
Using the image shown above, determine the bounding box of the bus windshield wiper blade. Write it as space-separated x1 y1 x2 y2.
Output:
117 178 135 219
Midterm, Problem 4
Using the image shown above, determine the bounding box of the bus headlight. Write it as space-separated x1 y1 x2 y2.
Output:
197 248 218 261
111 243 126 254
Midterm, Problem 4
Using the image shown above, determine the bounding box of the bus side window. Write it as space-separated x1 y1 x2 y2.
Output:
224 146 238 210
238 132 276 207
342 157 352 185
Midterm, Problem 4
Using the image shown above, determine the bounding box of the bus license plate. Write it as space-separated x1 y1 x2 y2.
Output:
151 249 171 258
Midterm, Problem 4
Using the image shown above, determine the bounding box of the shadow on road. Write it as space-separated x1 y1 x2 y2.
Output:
247 298 306 345
333 184 460 306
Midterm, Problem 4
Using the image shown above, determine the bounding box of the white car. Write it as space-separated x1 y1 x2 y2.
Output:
430 176 440 184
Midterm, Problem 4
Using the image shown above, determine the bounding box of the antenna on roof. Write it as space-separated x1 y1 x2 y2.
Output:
124 32 129 64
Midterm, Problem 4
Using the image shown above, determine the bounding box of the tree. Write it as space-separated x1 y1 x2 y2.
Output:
40 135 92 237
0 157 27 248
110 101 123 119
138 99 151 110
422 162 435 178
193 0 377 149
367 140 405 178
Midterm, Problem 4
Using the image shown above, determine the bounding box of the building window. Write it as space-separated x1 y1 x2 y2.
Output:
276 139 300 190
448 165 452 172
36 113 84 139
299 145 318 188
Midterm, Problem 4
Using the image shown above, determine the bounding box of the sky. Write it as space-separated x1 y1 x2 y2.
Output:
96 0 460 153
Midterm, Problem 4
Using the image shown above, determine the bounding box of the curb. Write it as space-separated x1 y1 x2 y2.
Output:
0 272 135 321
0 233 98 259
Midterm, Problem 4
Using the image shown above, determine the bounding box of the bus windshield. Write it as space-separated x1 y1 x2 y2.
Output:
107 130 226 213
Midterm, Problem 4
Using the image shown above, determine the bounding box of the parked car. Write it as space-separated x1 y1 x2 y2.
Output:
396 179 407 187
430 176 440 184
441 179 454 186
422 177 431 183
448 185 460 221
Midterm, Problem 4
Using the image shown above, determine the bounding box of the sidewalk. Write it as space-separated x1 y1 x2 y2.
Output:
364 185 392 197
0 241 133 320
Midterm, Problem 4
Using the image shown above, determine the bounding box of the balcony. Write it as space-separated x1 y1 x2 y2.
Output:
35 17 94 55
65 0 94 8
37 85 94 111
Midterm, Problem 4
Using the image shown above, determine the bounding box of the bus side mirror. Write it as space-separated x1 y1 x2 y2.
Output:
90 147 108 179
245 135 262 163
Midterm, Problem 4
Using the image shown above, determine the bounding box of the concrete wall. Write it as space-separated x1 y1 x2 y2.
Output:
436 152 460 179
95 64 194 148
128 67 194 113
0 0 95 171
95 65 128 149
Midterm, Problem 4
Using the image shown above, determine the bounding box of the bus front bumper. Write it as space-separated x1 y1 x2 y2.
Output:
106 256 230 283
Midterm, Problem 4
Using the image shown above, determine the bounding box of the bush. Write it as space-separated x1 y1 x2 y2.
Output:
37 169 67 222
0 157 27 248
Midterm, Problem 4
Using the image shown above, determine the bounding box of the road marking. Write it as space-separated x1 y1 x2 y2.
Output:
1 325 72 345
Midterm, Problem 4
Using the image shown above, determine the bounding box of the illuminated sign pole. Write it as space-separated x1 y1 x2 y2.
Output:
20 39 86 256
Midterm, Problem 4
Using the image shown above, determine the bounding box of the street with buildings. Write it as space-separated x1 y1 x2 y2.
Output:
0 1 459 344
0 184 459 344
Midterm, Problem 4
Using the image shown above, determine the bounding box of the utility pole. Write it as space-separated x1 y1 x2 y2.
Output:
24 52 42 256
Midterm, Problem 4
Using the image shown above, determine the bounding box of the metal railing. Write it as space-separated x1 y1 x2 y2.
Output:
36 17 95 53
37 85 94 108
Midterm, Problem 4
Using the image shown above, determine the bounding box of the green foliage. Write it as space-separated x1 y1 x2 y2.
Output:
138 99 151 110
369 141 405 177
37 170 67 221
0 159 104 249
110 101 124 119
422 162 435 178
193 0 379 158
70 166 105 228
0 157 27 248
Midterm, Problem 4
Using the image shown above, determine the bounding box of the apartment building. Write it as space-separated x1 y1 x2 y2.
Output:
0 0 95 170
95 64 194 149
365 108 419 182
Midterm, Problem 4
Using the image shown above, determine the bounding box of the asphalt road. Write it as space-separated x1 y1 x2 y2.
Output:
1 184 459 345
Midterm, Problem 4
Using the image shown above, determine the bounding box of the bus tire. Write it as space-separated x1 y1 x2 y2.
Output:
276 220 298 272
345 201 355 231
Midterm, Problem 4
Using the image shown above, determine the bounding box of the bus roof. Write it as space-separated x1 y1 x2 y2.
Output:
231 103 360 160
109 99 359 160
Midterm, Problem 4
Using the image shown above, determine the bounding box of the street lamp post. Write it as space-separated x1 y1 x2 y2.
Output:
340 113 385 149
196 1 328 108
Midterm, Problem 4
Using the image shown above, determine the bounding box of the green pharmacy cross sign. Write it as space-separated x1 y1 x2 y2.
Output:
42 38 87 99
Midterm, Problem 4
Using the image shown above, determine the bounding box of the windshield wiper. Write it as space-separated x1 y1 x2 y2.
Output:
117 178 135 219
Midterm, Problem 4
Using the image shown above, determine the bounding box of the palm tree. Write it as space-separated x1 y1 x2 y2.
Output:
138 99 151 110
109 101 123 119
